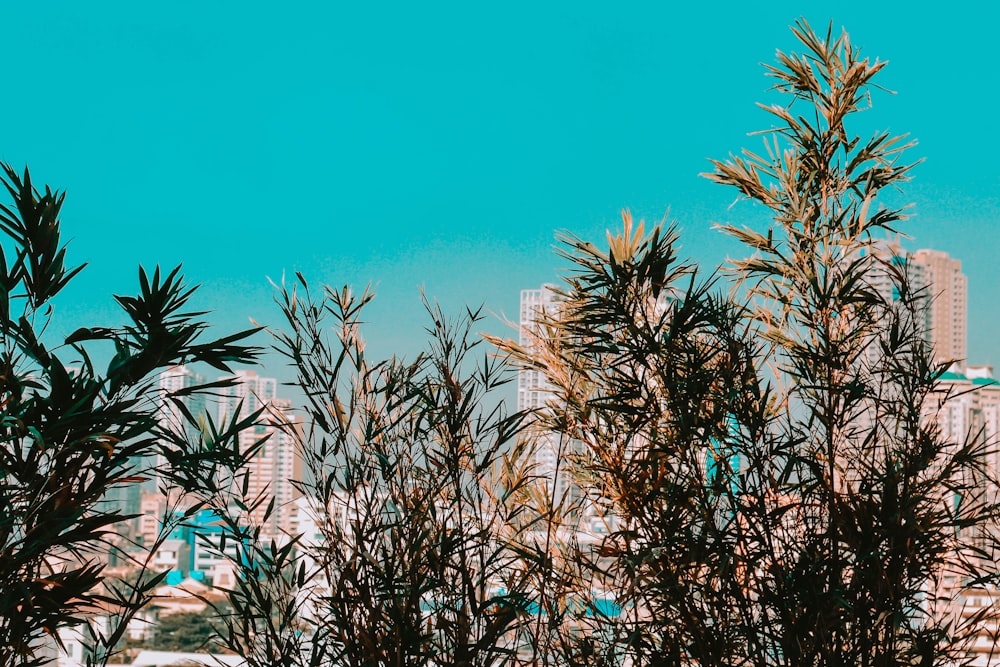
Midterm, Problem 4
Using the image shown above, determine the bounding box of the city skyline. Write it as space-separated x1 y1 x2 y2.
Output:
1 3 997 382
128 367 302 582
517 241 983 523
13 9 1000 664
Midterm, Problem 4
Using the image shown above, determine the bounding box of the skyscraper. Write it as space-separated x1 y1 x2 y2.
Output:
217 369 278 423
517 284 560 412
218 371 301 538
131 364 210 499
118 365 212 556
910 249 968 365
517 284 577 501
861 241 967 368
159 364 208 446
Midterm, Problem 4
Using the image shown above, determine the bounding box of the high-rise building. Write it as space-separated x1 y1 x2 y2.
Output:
862 241 966 368
518 285 577 502
158 364 208 447
910 249 968 365
857 238 928 368
864 237 925 304
218 371 301 538
517 285 560 413
217 369 278 423
115 365 208 525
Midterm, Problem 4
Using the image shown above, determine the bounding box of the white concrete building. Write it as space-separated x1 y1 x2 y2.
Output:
517 284 561 412
517 284 580 505
150 538 188 572
191 530 241 581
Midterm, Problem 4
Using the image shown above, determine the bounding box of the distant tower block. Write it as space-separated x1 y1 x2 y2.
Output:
218 371 302 539
911 249 968 365
517 284 561 412
518 284 577 502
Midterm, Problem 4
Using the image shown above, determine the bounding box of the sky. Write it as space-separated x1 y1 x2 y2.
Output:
3 2 999 386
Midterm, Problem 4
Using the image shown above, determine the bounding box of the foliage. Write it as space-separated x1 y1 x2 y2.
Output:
143 610 221 653
202 279 537 667
7 18 995 667
496 18 999 667
0 164 259 666
707 18 996 666
494 212 764 666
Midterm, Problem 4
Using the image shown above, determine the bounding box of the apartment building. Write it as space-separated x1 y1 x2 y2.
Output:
217 371 302 539
912 248 968 365
517 284 579 504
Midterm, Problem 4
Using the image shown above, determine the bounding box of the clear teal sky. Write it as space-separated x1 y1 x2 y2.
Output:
4 2 999 378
